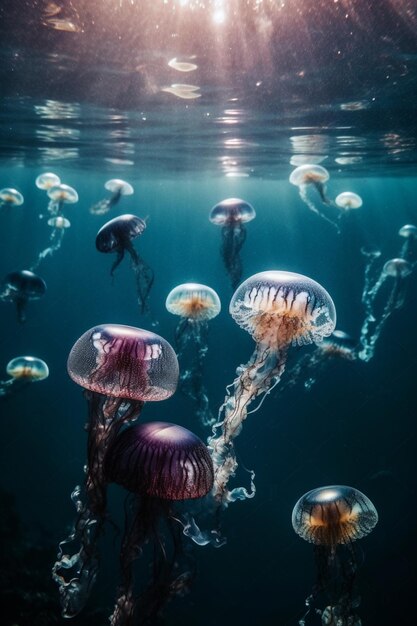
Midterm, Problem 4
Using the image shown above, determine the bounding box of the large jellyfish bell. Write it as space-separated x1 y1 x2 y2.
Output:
90 178 134 215
289 165 338 229
0 356 49 397
104 421 213 625
0 269 46 323
0 188 24 208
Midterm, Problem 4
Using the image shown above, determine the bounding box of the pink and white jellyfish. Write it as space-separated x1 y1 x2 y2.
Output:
289 165 338 230
0 187 24 209
52 324 178 619
166 283 221 427
398 224 417 262
0 356 49 397
0 269 47 323
209 198 256 289
359 254 413 362
46 183 78 216
35 172 61 191
90 179 134 215
30 216 71 270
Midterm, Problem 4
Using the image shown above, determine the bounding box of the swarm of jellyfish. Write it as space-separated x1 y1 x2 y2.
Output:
96 214 154 315
0 187 24 210
209 198 256 289
292 485 378 626
398 224 417 262
0 269 46 323
0 356 49 398
90 178 134 215
52 324 179 618
289 165 339 230
166 282 221 427
104 421 214 626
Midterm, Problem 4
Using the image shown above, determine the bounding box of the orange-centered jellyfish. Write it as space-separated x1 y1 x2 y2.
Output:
289 165 338 230
0 187 24 209
166 283 221 427
292 485 378 626
0 356 49 397
209 198 256 289
90 178 134 215
47 183 78 216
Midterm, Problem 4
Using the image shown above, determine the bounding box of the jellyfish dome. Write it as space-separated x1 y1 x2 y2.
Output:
230 271 336 348
166 283 221 321
335 192 363 210
2 270 46 301
6 356 49 381
383 258 412 278
289 164 330 187
47 216 71 229
96 214 146 253
0 188 24 206
35 172 61 190
67 324 179 401
47 183 78 204
292 485 378 547
398 224 417 239
209 198 256 226
104 178 134 195
321 330 357 358
105 421 214 500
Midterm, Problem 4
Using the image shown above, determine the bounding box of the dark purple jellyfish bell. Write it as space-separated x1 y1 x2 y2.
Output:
0 269 46 323
96 214 154 315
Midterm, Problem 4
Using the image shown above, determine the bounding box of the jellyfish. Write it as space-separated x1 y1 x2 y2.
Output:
359 255 413 362
30 216 71 270
289 165 338 230
96 214 154 315
292 485 378 626
0 356 49 397
335 192 363 212
0 188 24 209
0 269 46 323
209 198 256 289
166 283 221 427
104 421 214 626
46 183 78 216
398 224 417 262
90 179 134 215
52 324 179 619
35 172 61 191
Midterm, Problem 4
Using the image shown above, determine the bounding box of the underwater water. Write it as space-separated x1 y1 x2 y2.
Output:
1 2 417 626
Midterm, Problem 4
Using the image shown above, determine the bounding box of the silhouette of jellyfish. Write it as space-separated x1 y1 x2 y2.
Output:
289 165 338 230
0 270 46 323
47 183 78 216
359 255 413 362
35 172 61 191
398 224 417 262
90 179 134 215
292 485 378 626
104 421 214 626
166 283 221 427
96 214 154 315
207 271 336 509
53 324 179 619
31 216 71 270
209 198 256 289
0 356 49 398
0 188 24 209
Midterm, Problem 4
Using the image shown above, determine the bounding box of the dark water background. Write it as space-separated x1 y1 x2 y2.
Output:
1 1 417 625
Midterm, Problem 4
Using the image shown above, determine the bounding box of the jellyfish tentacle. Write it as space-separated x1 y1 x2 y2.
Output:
221 224 246 289
299 185 340 232
110 248 126 277
90 198 112 215
127 241 154 315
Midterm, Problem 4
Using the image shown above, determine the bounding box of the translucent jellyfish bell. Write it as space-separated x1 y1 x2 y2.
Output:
47 216 71 229
6 356 49 381
292 485 378 547
0 188 24 206
95 214 146 254
398 224 417 240
382 257 412 278
166 283 221 322
230 271 336 348
335 192 363 210
0 270 47 323
104 178 134 196
35 172 61 190
209 198 256 226
47 183 79 204
289 164 330 187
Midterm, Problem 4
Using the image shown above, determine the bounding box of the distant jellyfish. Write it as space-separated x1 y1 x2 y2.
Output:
53 324 179 619
35 172 61 190
166 283 221 427
47 183 78 216
90 178 134 215
359 252 413 362
0 356 49 398
96 214 154 315
209 198 256 289
31 216 71 270
398 224 417 261
104 421 214 625
0 270 46 323
292 485 378 626
335 192 363 212
0 188 24 209
289 165 338 230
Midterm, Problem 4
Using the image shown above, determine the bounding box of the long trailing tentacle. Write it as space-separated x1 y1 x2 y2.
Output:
110 248 126 277
126 241 154 314
299 184 340 232
221 223 246 289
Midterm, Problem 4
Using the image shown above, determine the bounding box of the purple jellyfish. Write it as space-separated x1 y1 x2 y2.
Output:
104 421 214 626
0 270 46 323
53 324 178 619
96 214 154 315
209 198 256 289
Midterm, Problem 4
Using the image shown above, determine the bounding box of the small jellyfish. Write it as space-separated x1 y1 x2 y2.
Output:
104 421 213 626
90 178 134 215
359 252 413 362
47 183 78 216
292 485 378 626
398 223 417 261
35 172 61 190
335 192 363 211
96 214 154 315
0 356 49 398
289 165 338 230
209 198 256 289
31 216 72 270
0 188 24 209
166 283 221 427
53 324 179 619
0 269 46 323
